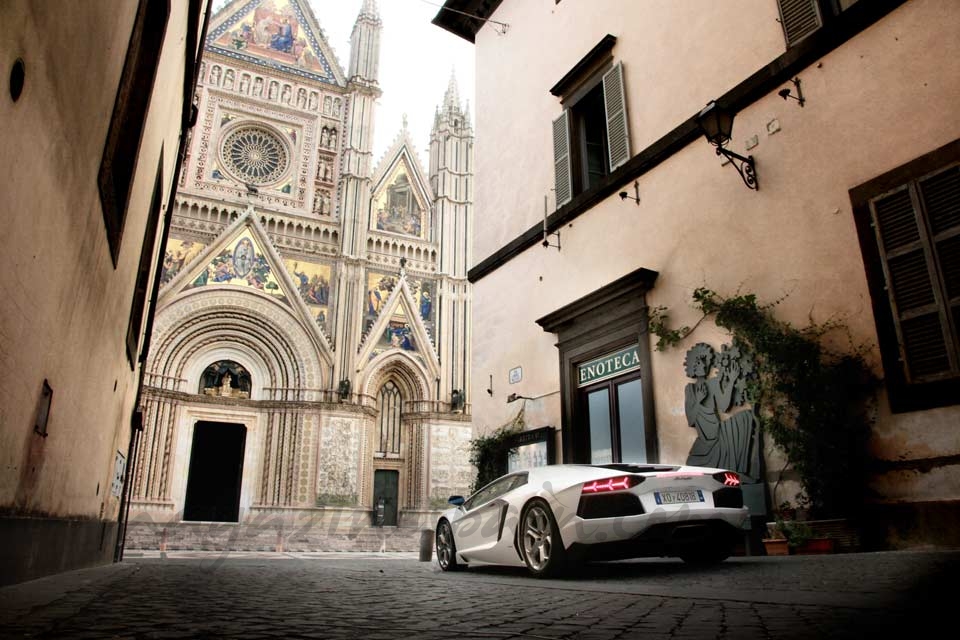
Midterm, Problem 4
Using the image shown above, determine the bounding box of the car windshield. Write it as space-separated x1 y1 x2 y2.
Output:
461 472 527 511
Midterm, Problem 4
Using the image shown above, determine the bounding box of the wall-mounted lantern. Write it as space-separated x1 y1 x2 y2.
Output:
696 100 758 191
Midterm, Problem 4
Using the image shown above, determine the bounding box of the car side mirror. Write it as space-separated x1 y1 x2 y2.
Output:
448 495 465 506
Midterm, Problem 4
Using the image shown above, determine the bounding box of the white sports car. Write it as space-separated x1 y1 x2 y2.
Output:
436 463 751 577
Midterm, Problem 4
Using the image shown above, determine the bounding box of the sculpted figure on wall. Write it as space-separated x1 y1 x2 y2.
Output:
684 341 758 479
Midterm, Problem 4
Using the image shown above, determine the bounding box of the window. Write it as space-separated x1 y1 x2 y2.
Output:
851 139 960 412
776 1 863 48
377 381 403 454
98 0 169 266
581 363 646 465
551 36 630 207
777 0 823 47
462 473 527 511
126 152 163 368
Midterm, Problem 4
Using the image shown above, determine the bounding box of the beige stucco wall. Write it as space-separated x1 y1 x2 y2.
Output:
0 1 200 521
469 0 960 507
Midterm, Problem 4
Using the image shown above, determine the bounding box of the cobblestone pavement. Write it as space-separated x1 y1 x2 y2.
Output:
0 550 954 639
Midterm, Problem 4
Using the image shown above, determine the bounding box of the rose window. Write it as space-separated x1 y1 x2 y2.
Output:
220 126 289 185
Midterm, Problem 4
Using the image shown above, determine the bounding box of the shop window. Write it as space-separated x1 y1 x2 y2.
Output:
582 372 645 464
850 139 960 412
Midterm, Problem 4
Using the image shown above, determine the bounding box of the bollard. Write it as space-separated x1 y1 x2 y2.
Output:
419 528 433 562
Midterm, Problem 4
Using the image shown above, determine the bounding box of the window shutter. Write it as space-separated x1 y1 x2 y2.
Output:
553 110 572 207
870 184 955 381
920 164 960 360
777 0 822 48
603 62 630 172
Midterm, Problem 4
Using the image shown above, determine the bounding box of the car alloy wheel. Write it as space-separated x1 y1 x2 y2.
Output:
520 499 565 577
436 520 461 571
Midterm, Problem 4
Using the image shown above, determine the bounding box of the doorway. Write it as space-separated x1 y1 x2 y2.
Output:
579 371 647 464
373 470 399 526
183 421 246 522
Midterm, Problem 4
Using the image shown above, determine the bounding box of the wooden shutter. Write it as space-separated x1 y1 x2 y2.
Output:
920 164 960 367
553 111 572 207
869 166 960 382
603 61 630 172
777 0 822 47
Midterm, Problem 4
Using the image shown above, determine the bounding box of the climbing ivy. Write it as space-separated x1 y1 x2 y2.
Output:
651 288 879 518
467 408 524 493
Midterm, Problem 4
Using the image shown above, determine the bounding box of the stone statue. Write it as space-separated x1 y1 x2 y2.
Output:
451 389 465 413
220 372 233 395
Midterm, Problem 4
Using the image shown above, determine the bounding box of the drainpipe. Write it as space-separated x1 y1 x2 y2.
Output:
114 0 211 563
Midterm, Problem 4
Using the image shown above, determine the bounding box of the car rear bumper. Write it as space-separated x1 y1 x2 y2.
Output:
567 516 747 561
559 507 749 555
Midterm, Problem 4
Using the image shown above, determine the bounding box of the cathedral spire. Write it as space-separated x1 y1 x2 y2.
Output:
360 0 380 18
349 0 382 83
443 69 461 112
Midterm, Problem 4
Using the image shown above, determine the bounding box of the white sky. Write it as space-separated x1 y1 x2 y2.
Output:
212 0 476 168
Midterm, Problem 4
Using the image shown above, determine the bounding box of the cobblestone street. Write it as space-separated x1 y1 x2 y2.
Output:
0 550 954 639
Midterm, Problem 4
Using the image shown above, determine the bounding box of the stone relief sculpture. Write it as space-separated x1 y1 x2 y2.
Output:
684 341 758 479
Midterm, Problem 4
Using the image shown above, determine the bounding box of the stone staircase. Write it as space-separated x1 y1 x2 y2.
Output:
125 521 430 553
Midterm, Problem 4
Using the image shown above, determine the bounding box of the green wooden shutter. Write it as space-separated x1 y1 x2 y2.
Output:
777 0 822 47
553 110 572 207
870 167 960 382
603 61 630 172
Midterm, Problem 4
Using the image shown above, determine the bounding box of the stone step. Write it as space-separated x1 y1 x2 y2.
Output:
125 521 433 553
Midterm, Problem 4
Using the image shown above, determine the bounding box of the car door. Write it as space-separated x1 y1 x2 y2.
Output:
452 474 523 558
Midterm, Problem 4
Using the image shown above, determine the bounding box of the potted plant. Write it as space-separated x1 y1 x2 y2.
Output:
765 501 837 555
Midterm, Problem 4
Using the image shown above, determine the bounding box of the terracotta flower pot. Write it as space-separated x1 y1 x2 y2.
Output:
763 538 790 556
792 537 836 555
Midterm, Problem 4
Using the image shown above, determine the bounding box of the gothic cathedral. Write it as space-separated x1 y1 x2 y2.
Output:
126 0 474 549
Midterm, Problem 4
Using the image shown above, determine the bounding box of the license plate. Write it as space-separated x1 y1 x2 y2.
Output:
655 489 704 505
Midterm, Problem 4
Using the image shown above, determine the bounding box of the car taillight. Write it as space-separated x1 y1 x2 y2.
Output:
713 471 740 487
581 476 641 494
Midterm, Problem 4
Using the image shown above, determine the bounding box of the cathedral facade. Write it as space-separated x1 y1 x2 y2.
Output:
126 0 474 550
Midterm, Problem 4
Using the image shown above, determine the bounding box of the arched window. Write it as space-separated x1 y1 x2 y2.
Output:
377 381 403 455
199 360 252 395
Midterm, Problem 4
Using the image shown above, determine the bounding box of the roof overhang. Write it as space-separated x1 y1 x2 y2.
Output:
431 0 504 43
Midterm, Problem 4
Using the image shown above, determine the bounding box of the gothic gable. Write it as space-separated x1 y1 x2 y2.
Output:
158 210 335 358
358 274 440 379
207 0 346 87
370 132 434 240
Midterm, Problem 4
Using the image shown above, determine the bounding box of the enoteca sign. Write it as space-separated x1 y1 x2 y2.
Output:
578 345 640 387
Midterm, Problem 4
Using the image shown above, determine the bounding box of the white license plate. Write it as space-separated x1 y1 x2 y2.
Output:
655 489 704 505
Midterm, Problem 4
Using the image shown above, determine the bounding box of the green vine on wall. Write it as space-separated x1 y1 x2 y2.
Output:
650 287 879 518
468 407 524 493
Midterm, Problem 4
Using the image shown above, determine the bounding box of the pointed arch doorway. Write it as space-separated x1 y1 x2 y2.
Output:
183 421 247 522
